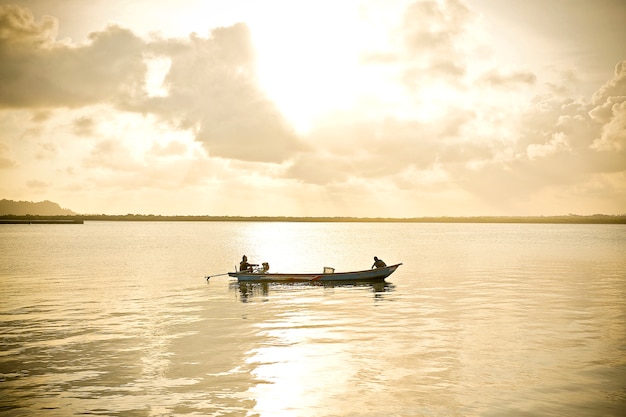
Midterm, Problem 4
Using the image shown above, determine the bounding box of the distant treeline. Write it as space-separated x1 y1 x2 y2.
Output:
1 214 625 224
0 199 75 216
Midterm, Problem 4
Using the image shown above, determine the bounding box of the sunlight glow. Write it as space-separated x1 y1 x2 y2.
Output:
144 57 171 97
250 1 378 133
414 82 467 121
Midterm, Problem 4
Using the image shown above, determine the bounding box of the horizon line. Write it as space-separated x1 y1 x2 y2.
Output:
1 213 625 224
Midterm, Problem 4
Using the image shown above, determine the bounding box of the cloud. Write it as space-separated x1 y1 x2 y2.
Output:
400 0 472 82
78 137 231 194
1 2 624 216
0 4 57 45
591 100 626 152
402 0 471 55
26 179 48 188
361 0 476 91
526 132 571 160
0 142 17 168
31 110 53 122
478 70 537 87
589 61 626 151
295 56 625 212
0 156 17 168
135 24 304 163
591 60 626 107
471 60 626 206
72 116 95 136
287 110 476 186
0 6 146 108
35 141 57 160
516 62 626 159
149 140 188 157
0 6 304 163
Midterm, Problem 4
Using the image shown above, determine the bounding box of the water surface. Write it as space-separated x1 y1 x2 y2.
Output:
1 222 625 416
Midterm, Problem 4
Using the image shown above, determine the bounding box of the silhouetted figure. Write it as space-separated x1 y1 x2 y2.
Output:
372 256 386 269
239 255 257 272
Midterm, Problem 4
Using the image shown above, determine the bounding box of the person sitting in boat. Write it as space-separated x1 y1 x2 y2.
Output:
371 256 387 269
239 255 257 272
262 262 270 272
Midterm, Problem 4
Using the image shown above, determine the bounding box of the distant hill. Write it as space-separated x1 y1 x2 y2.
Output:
0 199 76 215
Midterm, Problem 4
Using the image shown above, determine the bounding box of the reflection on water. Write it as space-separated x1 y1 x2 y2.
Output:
233 277 400 417
230 280 395 303
1 222 625 416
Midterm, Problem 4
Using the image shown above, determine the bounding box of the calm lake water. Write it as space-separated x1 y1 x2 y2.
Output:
1 221 625 416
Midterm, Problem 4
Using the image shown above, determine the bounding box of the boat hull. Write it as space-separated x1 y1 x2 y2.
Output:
228 263 402 282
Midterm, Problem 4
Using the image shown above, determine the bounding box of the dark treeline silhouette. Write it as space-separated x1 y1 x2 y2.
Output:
1 213 625 224
2 199 624 224
0 199 75 216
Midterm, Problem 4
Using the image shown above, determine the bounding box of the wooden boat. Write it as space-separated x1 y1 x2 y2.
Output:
227 263 402 282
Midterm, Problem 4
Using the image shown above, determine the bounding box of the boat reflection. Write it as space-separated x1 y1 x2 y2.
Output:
230 279 395 302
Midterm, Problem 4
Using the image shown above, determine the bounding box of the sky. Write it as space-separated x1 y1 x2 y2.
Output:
0 0 624 217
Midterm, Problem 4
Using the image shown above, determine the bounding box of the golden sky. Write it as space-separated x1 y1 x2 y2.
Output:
0 0 624 216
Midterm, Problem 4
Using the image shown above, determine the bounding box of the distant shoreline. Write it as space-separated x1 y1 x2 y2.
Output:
1 214 625 224
0 219 84 224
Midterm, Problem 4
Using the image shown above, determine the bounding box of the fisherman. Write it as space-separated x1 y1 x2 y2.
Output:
371 256 387 269
239 255 258 272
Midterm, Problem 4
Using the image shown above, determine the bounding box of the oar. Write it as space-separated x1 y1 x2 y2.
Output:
205 272 230 280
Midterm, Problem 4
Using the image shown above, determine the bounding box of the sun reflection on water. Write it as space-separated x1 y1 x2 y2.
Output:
244 298 355 416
